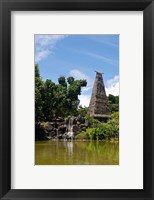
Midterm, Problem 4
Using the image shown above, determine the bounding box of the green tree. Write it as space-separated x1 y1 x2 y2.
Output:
67 80 85 116
35 64 87 121
108 94 116 104
58 76 67 87
43 79 56 121
35 64 44 121
108 94 119 113
67 76 74 85
77 106 88 117
35 64 40 78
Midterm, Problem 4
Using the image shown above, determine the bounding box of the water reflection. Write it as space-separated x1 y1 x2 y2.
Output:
64 141 74 156
35 141 119 165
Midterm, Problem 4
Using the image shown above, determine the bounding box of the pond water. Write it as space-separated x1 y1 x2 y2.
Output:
35 141 119 165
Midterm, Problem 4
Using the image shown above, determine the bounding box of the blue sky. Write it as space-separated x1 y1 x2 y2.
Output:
35 35 119 107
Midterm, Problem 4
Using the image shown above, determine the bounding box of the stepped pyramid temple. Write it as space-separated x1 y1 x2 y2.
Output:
88 71 111 122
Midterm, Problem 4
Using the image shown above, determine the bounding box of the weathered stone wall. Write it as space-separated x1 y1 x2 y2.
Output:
35 116 88 141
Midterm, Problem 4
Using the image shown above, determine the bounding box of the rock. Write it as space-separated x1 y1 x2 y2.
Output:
64 118 69 124
85 122 89 128
49 122 55 126
80 117 85 124
57 117 64 122
35 123 50 141
60 121 65 125
51 131 56 137
72 125 80 133
62 133 67 139
80 124 84 128
72 118 77 124
81 127 86 131
77 116 85 124
57 134 63 139
35 116 89 141
65 117 77 126
44 126 53 132
58 125 67 134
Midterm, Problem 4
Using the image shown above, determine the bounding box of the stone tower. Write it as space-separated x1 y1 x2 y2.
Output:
88 71 111 121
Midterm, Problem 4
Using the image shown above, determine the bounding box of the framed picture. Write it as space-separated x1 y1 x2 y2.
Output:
0 0 154 199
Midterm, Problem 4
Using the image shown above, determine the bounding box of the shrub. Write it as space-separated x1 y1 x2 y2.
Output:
75 132 90 140
81 112 119 140
85 116 101 127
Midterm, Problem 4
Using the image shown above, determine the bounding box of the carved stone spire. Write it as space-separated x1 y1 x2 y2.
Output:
88 71 110 121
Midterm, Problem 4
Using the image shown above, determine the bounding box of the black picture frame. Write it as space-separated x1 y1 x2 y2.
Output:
0 0 154 199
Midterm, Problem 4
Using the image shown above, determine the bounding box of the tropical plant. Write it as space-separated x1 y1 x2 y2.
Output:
80 112 119 140
35 64 87 121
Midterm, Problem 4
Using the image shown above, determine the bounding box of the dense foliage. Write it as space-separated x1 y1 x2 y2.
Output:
35 64 87 121
108 94 119 113
77 106 88 117
76 112 119 140
35 64 44 121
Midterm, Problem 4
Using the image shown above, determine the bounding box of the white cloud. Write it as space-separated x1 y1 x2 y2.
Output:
105 75 119 96
90 37 118 48
83 52 118 66
69 69 93 106
82 87 92 92
35 35 67 62
72 49 118 66
79 95 91 107
98 40 118 48
69 69 88 80
35 49 50 63
69 69 93 91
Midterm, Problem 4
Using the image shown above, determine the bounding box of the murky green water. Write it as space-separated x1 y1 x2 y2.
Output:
35 141 119 165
